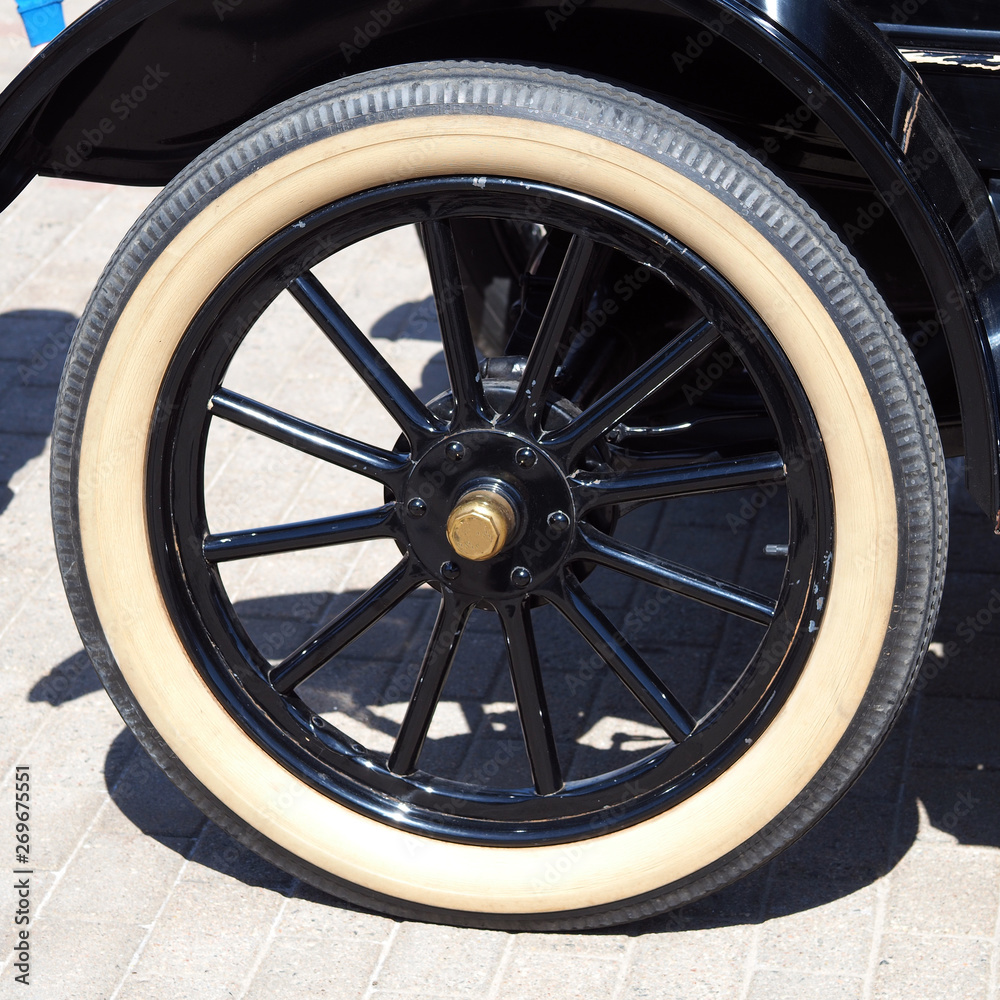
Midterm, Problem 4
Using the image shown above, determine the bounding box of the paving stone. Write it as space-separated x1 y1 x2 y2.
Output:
758 883 876 976
274 894 395 942
16 914 147 1000
374 923 507 994
116 880 283 998
0 869 57 965
508 931 629 958
0 311 76 379
621 579 727 648
771 795 897 882
746 970 863 999
362 995 456 1000
0 184 112 303
0 471 58 626
42 826 190 924
847 706 912 803
567 667 678 781
244 933 383 999
25 649 102 708
885 843 1000 937
941 513 1000 575
238 614 319 664
571 558 640 612
0 666 53 777
621 926 752 999
934 570 1000 638
494 948 622 1000
0 566 85 682
203 429 332 535
0 695 124 872
872 934 991 1000
631 635 714 713
455 729 532 789
650 519 750 579
916 640 1000 699
97 741 206 840
667 866 770 927
117 975 255 1000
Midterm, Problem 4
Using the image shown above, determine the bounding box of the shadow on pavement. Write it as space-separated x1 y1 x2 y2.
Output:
0 309 77 514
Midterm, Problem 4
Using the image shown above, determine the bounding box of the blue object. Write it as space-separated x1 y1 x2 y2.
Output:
15 0 65 46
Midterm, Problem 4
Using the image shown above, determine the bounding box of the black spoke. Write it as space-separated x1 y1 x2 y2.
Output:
572 452 786 513
576 524 776 625
497 600 564 796
205 504 400 563
270 558 423 694
388 592 473 776
420 219 489 424
210 388 409 490
500 235 597 434
550 579 695 742
290 273 444 448
543 318 719 465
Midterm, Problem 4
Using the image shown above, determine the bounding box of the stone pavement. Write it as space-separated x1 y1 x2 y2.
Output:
1 7 1000 1000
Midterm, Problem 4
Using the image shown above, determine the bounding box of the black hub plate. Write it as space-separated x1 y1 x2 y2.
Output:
406 430 575 600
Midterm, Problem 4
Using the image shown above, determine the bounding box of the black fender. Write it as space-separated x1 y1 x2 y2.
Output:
2 0 1000 516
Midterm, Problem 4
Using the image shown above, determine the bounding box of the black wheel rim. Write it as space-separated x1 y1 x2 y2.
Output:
148 177 834 846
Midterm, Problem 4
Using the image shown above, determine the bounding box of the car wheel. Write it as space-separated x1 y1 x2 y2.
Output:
51 61 947 929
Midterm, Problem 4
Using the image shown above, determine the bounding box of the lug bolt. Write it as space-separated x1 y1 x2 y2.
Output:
511 566 532 589
515 447 537 469
547 511 570 533
441 561 461 581
446 441 466 462
406 497 428 518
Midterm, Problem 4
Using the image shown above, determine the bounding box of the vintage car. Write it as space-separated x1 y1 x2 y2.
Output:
1 0 996 929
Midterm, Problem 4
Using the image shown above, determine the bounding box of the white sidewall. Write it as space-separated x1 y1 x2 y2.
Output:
77 114 897 914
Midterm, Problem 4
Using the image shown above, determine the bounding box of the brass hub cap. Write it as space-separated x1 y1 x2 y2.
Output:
445 489 517 561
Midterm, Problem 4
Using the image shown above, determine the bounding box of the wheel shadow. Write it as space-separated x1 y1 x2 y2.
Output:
0 309 77 514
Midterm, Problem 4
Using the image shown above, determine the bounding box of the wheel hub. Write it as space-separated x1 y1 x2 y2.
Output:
404 430 576 599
